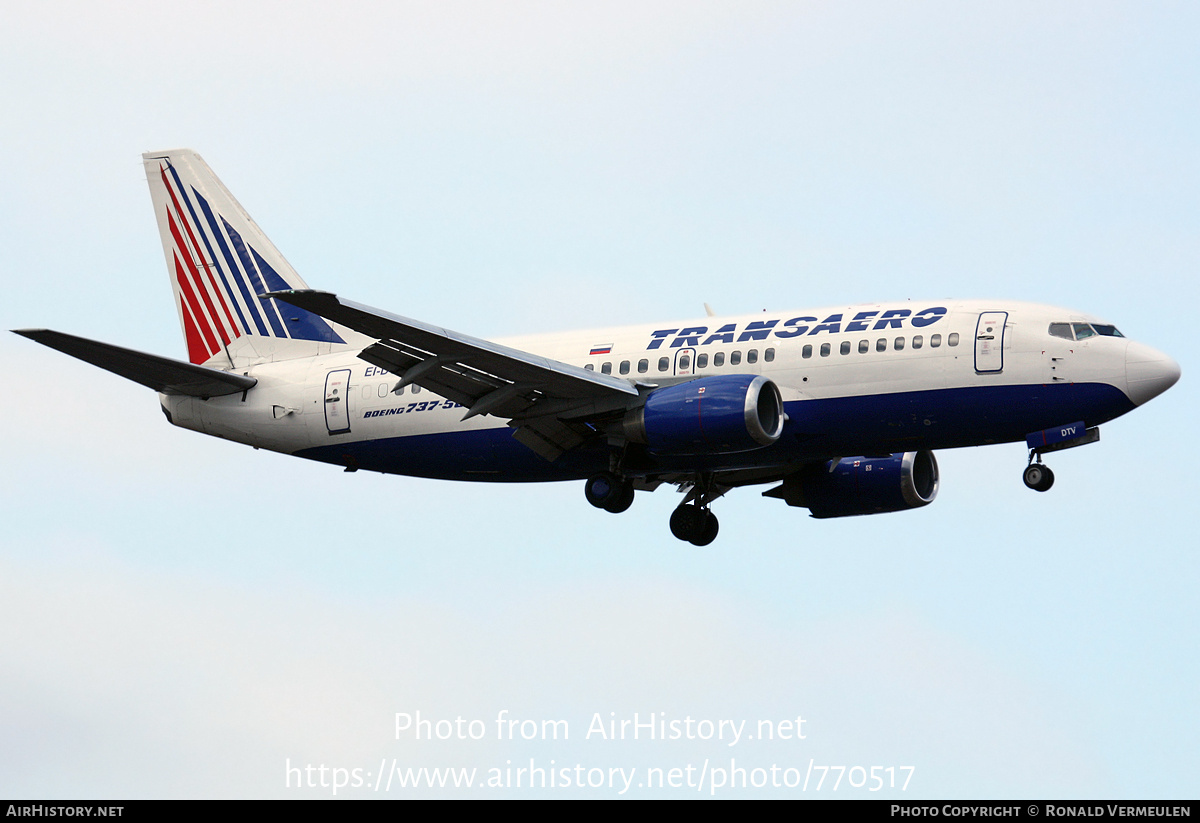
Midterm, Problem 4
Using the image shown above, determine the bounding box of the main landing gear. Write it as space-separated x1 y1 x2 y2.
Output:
670 503 719 546
669 473 723 546
1023 457 1055 492
583 470 723 546
584 471 635 514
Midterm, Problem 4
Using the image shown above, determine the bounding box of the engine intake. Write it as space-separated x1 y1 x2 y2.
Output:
765 451 940 518
624 374 785 455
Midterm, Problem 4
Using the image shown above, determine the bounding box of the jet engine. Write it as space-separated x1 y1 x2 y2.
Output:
623 374 785 455
765 451 940 518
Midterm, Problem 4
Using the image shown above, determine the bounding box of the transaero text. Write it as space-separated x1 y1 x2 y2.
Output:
645 307 948 349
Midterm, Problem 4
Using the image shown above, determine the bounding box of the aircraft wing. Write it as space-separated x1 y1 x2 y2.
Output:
265 290 641 460
13 329 256 398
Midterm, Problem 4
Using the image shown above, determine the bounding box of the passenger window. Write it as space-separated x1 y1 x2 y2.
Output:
764 348 775 362
948 333 959 347
378 383 388 398
584 363 594 371
894 337 905 351
412 385 421 394
601 362 612 375
930 334 941 348
658 357 669 372
802 345 812 359
638 359 648 374
820 343 831 357
840 341 851 355
697 353 709 369
731 351 742 366
1049 323 1073 340
619 360 630 375
393 384 406 395
876 338 887 352
912 335 923 349
747 350 758 364
714 352 725 367
679 354 691 370
1072 323 1096 340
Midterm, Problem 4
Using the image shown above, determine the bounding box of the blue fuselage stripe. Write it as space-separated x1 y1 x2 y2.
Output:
293 382 1135 482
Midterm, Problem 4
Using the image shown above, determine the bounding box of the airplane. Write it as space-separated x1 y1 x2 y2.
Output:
14 149 1181 545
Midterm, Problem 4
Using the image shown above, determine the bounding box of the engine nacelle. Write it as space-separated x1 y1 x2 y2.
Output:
624 374 785 455
765 451 940 518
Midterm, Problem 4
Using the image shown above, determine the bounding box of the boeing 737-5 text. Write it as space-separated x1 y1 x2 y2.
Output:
14 149 1181 544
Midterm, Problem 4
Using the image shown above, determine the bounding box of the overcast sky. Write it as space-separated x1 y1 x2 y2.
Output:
2 1 1196 798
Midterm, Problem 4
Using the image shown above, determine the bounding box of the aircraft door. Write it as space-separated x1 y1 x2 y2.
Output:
674 348 696 377
974 312 1008 374
323 369 352 434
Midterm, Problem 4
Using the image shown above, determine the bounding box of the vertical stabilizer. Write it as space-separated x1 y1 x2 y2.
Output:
143 149 350 366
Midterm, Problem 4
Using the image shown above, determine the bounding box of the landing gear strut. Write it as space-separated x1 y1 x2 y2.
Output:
1023 457 1055 492
584 472 635 513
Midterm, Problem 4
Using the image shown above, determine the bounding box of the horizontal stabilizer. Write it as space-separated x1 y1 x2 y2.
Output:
13 329 256 398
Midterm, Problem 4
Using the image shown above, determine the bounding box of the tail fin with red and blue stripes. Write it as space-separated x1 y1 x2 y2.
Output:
143 149 351 366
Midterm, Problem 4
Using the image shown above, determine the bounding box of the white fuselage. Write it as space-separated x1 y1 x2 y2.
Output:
161 298 1175 482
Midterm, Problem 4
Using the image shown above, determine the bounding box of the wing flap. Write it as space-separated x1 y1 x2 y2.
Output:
13 329 256 398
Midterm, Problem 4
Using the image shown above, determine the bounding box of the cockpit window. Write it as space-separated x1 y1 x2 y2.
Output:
1049 322 1125 341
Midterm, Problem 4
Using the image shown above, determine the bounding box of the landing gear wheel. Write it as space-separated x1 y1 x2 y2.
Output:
586 473 635 513
603 480 635 513
585 472 621 509
1023 463 1055 492
669 505 719 545
690 511 719 546
670 505 703 542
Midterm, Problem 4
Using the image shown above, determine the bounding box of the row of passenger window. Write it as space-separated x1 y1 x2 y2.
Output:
373 333 959 398
362 382 425 398
801 333 959 358
586 348 778 375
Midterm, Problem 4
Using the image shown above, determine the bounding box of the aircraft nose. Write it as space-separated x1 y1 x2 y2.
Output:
1126 341 1181 405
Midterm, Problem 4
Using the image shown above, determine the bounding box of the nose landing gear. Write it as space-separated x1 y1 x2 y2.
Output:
1022 422 1100 493
1023 459 1055 492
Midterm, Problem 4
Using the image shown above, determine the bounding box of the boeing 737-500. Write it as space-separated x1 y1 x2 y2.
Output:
14 149 1182 544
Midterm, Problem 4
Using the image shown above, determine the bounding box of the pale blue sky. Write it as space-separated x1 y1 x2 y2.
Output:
2 1 1196 798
